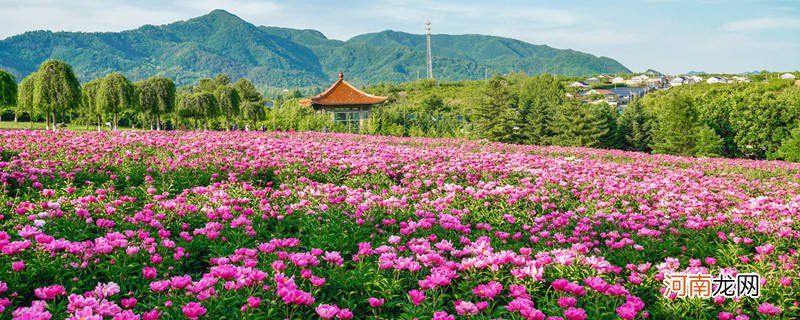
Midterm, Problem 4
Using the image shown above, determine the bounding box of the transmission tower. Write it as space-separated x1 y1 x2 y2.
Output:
425 21 433 79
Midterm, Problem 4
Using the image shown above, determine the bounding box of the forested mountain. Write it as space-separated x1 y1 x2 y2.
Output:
0 9 630 88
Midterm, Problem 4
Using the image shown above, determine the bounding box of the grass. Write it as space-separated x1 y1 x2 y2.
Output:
0 121 144 131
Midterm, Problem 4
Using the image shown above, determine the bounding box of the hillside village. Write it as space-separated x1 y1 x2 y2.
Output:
569 72 799 108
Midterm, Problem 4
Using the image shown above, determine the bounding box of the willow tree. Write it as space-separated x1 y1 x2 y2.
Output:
0 70 16 122
178 92 218 130
33 60 81 131
215 85 240 130
136 77 175 130
234 78 265 131
81 79 102 131
16 73 37 127
97 72 135 131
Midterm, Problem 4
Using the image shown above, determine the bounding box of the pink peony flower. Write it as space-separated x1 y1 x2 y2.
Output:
564 307 587 320
316 304 340 319
182 302 207 319
757 302 781 316
34 285 65 300
12 260 25 271
558 296 577 308
409 289 426 305
368 297 385 307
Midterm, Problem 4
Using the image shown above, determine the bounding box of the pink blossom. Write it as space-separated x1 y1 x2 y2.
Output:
182 302 207 319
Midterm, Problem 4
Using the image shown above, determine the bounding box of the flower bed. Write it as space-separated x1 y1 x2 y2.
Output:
0 130 798 319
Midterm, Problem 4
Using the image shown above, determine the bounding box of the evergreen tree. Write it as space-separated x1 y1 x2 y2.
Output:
649 94 696 155
693 124 724 157
518 74 562 145
475 75 520 143
618 99 652 152
550 102 609 148
97 72 135 131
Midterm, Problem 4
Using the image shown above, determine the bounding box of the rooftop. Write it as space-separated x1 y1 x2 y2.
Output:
299 72 388 107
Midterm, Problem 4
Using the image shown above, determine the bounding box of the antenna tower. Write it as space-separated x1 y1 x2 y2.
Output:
425 21 433 79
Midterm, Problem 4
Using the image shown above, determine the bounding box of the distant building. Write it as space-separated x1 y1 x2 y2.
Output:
732 76 751 83
611 77 625 84
299 72 387 131
669 77 685 86
781 73 797 80
706 76 726 84
584 77 601 84
569 81 590 89
687 76 703 84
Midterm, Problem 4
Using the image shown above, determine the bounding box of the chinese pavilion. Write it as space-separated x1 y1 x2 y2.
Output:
299 72 387 131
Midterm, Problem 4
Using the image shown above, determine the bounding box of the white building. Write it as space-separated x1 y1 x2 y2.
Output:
611 77 625 84
584 77 601 84
570 81 590 89
781 73 797 80
670 77 685 86
706 76 727 84
687 76 703 84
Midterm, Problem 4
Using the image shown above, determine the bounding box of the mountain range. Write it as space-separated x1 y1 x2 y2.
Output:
0 9 631 88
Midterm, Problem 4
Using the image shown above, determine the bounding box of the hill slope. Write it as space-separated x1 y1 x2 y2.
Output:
0 9 630 87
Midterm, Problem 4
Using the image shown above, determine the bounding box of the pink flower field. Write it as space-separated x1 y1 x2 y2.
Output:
0 130 798 319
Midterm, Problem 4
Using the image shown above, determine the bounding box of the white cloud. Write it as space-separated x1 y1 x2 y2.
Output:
721 17 800 31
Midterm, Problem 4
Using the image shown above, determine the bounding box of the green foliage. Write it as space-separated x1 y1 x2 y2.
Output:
16 73 36 118
775 125 800 162
475 76 521 143
135 77 176 130
550 103 610 148
178 91 219 130
618 99 652 152
97 72 135 130
519 74 562 145
648 93 696 155
33 60 81 115
215 85 241 130
0 69 16 108
693 124 724 157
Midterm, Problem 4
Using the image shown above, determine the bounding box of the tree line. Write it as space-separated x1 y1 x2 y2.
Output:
2 60 800 161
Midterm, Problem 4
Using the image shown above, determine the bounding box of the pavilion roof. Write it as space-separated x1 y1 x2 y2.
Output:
299 72 388 107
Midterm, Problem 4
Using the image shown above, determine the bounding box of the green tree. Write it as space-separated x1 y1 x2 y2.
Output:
475 76 520 143
215 85 241 130
97 72 135 131
16 73 37 126
518 74 562 145
618 99 652 152
550 102 609 148
136 77 175 130
33 60 81 131
81 79 102 130
234 78 265 130
649 94 696 155
693 124 724 157
0 70 17 122
179 92 218 130
776 125 800 162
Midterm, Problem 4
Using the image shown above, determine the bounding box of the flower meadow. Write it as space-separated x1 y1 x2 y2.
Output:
0 130 798 320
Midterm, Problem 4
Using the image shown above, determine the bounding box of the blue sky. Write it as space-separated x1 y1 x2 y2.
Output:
0 0 798 74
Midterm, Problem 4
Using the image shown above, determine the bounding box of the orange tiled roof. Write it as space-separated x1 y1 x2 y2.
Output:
299 72 388 107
